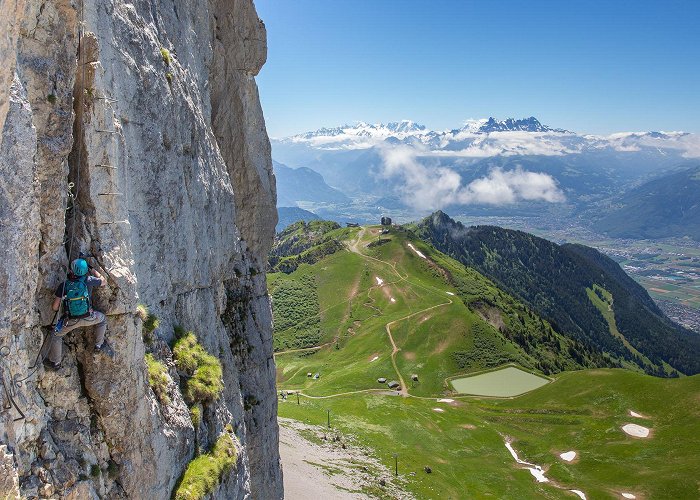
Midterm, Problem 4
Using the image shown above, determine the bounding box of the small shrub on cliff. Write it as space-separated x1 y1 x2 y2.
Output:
136 303 149 321
160 47 171 65
173 333 223 404
190 405 201 428
173 429 238 500
137 304 160 345
145 353 171 405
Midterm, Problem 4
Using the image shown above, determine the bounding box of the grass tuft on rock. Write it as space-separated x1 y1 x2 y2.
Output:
137 304 160 344
160 47 171 65
173 430 238 500
145 353 171 405
136 303 149 321
173 332 223 404
190 405 201 428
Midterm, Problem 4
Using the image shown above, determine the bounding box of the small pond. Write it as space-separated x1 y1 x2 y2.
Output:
450 366 550 397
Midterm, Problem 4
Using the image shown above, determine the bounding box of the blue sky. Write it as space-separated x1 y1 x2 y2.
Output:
254 1 700 137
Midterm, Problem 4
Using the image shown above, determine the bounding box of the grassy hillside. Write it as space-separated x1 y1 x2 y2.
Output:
271 223 700 499
270 225 609 399
415 211 700 376
268 220 350 273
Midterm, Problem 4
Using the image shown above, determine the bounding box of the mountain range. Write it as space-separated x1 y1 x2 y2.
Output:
271 117 700 241
275 117 698 159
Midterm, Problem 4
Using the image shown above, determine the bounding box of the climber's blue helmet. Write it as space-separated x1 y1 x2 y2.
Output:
71 258 89 277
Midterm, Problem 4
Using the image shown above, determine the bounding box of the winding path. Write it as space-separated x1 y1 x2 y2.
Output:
346 228 453 397
277 226 455 399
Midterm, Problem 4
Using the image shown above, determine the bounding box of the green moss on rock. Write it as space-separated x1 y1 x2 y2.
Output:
173 332 223 404
173 430 238 500
145 353 170 405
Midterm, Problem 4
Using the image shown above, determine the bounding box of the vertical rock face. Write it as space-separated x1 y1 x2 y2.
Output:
0 0 281 498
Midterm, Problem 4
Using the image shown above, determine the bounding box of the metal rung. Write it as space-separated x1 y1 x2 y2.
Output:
93 96 118 103
81 60 100 65
93 164 117 169
98 192 123 196
95 129 117 133
100 220 129 225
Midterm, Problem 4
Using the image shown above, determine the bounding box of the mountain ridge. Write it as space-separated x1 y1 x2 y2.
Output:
597 165 700 240
415 211 700 375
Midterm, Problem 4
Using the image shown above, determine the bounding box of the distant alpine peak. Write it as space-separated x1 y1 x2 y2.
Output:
385 120 426 133
462 116 570 134
291 120 427 141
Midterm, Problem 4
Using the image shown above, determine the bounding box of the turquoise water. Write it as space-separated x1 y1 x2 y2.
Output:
450 366 550 397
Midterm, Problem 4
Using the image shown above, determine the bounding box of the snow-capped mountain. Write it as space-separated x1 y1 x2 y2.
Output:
277 117 699 159
271 117 699 220
457 116 569 134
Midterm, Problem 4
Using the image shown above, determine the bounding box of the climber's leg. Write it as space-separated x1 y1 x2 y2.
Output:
91 311 107 348
46 334 63 365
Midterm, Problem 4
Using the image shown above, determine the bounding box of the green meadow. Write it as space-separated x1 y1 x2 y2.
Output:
271 226 700 499
279 370 700 499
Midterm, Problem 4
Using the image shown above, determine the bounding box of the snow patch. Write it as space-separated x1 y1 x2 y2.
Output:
370 356 379 362
407 243 426 259
375 277 384 286
505 440 586 498
390 297 396 303
437 398 454 403
432 408 445 413
530 468 548 483
559 451 576 462
446 291 455 296
504 442 548 483
622 423 650 438
629 410 646 418
621 493 636 499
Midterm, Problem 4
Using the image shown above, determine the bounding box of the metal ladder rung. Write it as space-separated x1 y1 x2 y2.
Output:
95 129 117 134
99 220 130 225
93 96 118 103
98 192 123 196
93 164 117 169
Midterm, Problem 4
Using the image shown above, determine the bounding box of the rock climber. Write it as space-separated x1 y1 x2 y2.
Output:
44 258 109 370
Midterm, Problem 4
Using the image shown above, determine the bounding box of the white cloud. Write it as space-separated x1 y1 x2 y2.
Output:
379 146 565 210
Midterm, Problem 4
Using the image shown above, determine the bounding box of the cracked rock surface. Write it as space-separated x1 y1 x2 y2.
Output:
0 0 281 498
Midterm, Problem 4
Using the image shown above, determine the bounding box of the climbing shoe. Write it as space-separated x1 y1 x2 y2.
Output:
43 359 61 371
94 342 114 358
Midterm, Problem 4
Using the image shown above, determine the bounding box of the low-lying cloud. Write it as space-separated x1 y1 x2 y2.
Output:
379 146 565 211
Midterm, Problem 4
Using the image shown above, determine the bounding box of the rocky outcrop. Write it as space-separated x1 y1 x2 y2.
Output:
0 0 281 498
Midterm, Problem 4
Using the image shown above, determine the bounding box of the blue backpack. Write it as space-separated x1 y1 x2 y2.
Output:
64 277 90 318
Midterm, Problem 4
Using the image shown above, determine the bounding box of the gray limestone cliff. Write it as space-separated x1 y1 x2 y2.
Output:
0 0 281 498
